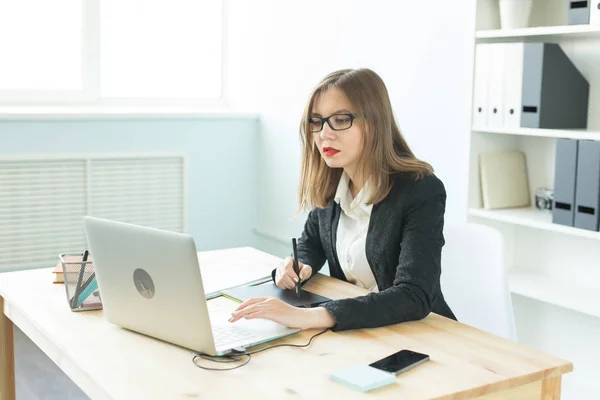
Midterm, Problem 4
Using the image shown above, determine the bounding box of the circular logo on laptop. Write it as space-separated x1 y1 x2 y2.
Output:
133 269 155 299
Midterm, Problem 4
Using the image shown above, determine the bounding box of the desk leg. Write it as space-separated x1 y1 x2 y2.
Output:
542 377 561 400
0 296 15 400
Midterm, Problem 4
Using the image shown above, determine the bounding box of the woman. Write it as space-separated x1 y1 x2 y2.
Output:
229 68 456 331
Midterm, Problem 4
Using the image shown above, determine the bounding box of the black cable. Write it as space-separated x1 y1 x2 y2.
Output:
239 327 329 355
192 328 330 371
192 353 251 371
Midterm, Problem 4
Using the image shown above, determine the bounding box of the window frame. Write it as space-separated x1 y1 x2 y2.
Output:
0 0 227 107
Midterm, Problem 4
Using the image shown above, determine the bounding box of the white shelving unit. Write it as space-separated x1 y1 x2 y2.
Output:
472 126 600 141
470 0 600 310
469 1 600 395
476 24 600 41
468 207 600 240
508 270 600 319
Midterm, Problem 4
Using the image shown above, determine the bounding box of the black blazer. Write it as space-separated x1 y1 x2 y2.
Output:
273 172 456 331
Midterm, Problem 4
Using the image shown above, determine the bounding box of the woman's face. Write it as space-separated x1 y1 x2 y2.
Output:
311 88 364 175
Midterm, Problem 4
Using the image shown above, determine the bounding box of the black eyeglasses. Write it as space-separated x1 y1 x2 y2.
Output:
308 113 357 133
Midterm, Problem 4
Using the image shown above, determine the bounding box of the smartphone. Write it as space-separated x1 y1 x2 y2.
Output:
369 350 430 375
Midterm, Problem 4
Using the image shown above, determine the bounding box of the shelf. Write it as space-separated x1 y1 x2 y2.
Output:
476 24 600 42
472 126 600 141
509 270 600 319
468 207 600 241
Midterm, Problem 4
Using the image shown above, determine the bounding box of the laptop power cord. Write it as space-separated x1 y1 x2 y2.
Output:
192 328 330 371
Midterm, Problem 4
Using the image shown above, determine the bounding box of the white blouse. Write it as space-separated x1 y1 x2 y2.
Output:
334 172 379 293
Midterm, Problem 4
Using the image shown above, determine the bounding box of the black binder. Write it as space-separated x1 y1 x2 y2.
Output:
574 140 600 231
553 139 579 227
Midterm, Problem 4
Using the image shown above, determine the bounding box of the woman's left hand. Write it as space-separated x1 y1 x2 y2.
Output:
228 297 309 329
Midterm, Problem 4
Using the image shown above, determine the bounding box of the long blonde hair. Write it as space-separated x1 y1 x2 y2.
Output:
298 68 433 210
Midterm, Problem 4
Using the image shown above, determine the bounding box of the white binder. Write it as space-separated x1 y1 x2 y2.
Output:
472 44 491 127
487 44 506 128
503 43 524 129
590 1 600 25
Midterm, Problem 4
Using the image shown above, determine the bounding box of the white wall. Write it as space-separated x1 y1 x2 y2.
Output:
227 0 477 256
0 118 260 257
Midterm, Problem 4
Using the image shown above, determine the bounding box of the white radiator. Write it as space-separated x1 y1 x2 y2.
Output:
0 154 186 271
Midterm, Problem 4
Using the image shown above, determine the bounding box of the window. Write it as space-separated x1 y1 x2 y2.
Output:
0 0 224 106
0 1 83 92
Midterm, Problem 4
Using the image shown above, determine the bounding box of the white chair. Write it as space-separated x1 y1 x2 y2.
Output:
441 222 517 341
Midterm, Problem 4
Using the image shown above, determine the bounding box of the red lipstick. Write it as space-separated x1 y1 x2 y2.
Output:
323 146 340 157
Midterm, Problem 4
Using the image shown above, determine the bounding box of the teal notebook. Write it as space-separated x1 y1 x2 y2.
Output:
330 365 396 392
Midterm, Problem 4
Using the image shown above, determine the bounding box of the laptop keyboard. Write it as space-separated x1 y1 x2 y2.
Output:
212 325 260 349
207 296 290 350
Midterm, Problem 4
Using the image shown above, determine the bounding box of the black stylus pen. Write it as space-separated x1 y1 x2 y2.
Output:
292 238 301 298
71 250 89 309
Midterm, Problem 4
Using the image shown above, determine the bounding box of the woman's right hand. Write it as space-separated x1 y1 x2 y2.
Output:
274 256 312 290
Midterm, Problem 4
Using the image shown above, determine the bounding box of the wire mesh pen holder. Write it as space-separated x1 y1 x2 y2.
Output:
59 252 103 311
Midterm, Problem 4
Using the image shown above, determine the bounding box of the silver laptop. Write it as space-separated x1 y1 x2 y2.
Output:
82 216 300 356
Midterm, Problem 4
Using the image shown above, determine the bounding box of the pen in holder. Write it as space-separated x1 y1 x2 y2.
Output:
59 252 102 311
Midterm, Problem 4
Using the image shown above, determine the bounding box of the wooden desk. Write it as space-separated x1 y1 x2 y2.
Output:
0 247 572 399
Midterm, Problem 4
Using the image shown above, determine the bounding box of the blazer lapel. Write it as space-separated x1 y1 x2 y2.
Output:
328 201 345 281
366 200 389 290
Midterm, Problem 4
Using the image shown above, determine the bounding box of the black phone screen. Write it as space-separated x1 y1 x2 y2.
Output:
369 350 429 374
